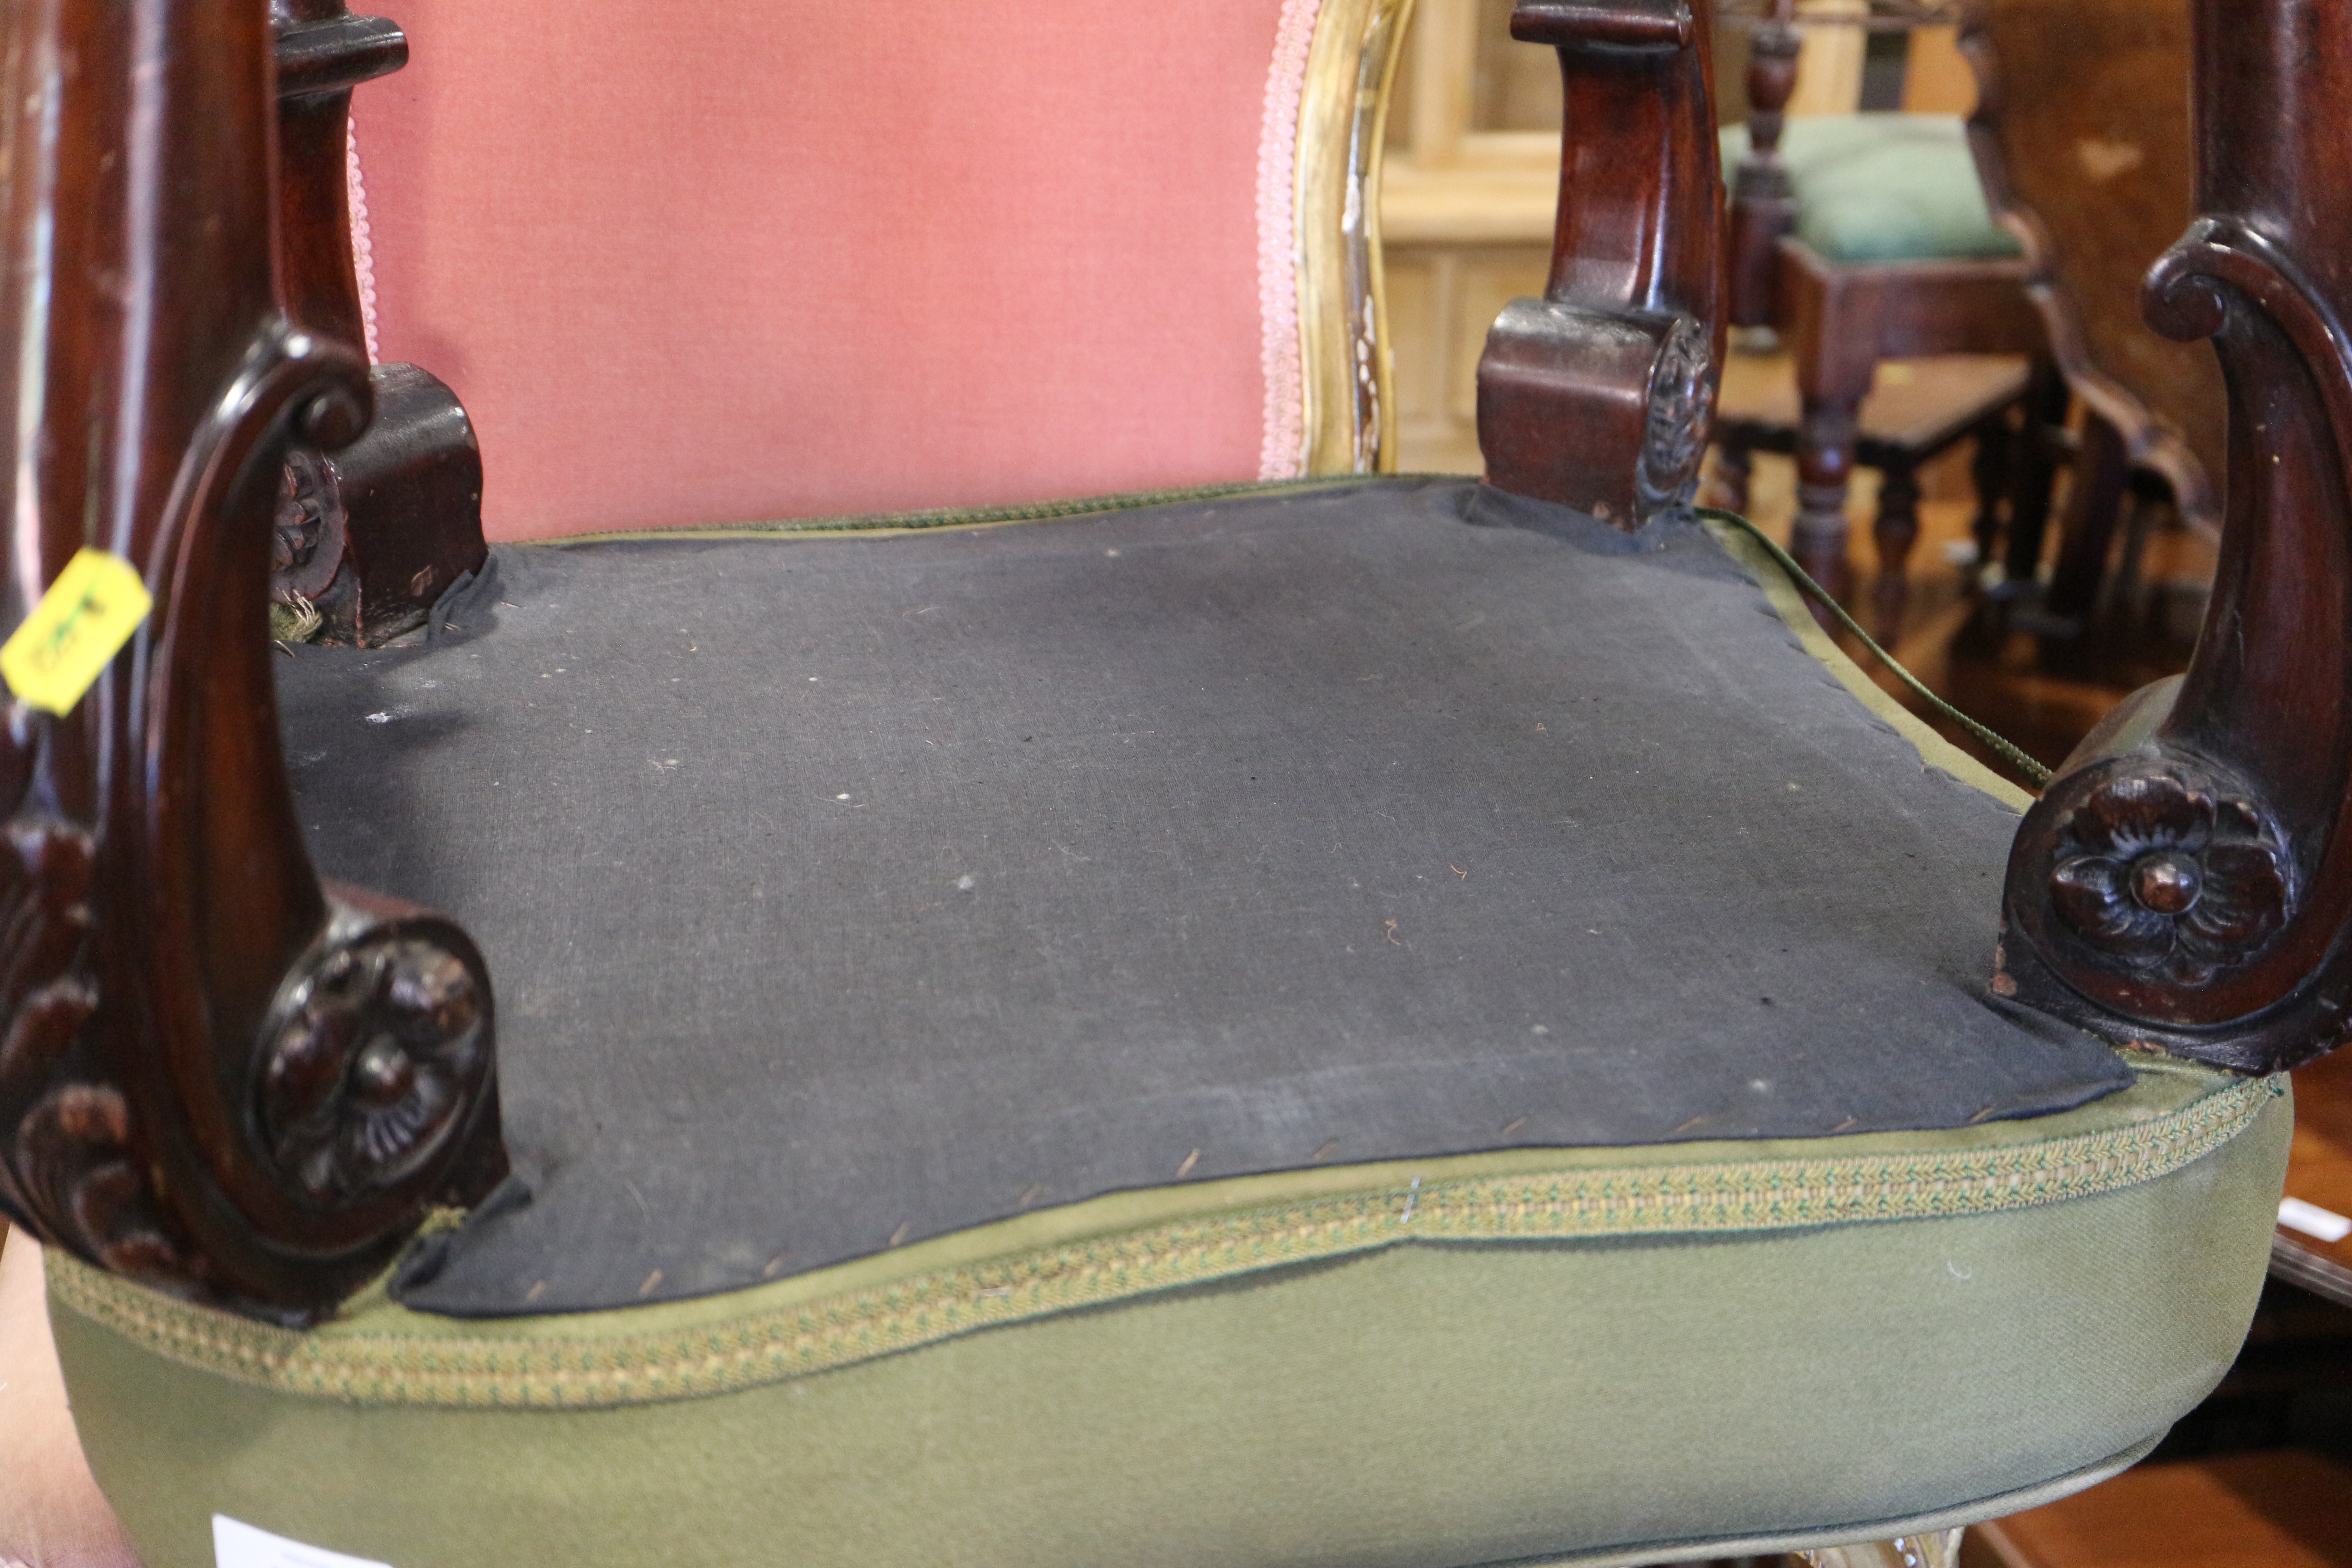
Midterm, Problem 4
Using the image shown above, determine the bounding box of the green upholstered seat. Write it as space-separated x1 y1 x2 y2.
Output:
47 480 2283 1568
1721 113 2024 265
51 1058 2283 1568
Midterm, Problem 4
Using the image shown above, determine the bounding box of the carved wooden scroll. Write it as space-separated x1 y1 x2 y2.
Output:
1475 0 1726 529
1997 0 2352 1074
271 0 487 647
0 0 504 1320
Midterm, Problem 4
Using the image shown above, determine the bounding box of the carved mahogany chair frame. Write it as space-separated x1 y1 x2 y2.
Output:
1473 0 2352 1077
1 0 2348 1559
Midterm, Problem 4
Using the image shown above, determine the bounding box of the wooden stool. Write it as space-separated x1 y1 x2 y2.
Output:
1708 348 2043 639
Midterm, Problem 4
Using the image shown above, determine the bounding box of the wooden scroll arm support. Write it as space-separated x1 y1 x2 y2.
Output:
1996 0 2352 1074
1475 0 1725 530
0 0 505 1322
271 0 487 648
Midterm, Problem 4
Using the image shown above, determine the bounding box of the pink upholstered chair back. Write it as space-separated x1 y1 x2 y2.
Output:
349 0 1396 541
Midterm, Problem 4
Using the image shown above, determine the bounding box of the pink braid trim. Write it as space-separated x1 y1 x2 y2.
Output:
346 120 381 365
1256 0 1321 479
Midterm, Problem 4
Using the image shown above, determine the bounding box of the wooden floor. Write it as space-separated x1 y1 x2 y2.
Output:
1964 1453 2352 1568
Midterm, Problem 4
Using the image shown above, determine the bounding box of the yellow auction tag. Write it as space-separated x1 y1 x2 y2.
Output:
0 549 153 716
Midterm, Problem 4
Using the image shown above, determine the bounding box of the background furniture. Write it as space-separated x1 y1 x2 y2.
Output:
1964 0 2221 640
1728 0 2056 600
6 2 2352 1567
1711 351 2029 636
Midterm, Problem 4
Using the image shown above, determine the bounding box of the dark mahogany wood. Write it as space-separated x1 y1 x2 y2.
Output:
1475 0 1725 531
1728 0 1799 329
1710 355 2024 638
1 0 2343 1330
1995 0 2352 1074
270 0 486 647
1962 0 2218 540
1778 241 2043 596
1962 0 2220 641
0 0 504 1321
273 0 404 352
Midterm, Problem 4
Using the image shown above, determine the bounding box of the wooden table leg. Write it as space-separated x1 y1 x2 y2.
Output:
1795 389 1862 603
1708 440 1755 513
1872 457 1922 642
2040 408 2131 629
1970 410 2013 576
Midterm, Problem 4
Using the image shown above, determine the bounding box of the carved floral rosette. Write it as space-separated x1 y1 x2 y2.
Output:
2001 745 2312 1066
256 889 496 1206
2041 768 2293 986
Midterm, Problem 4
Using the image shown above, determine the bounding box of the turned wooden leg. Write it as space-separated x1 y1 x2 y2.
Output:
2042 408 2131 628
2000 358 2069 594
1708 440 1755 513
1794 392 1862 603
1803 1528 1964 1568
1871 459 1921 643
1969 411 2013 576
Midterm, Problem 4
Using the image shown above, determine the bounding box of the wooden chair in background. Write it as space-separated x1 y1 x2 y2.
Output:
5 3 2351 1568
1711 348 2031 638
1721 0 2058 628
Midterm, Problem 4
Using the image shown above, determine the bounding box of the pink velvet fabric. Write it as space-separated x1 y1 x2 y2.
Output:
352 1 1294 540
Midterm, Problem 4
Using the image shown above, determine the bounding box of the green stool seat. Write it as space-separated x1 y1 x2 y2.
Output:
1721 113 2024 265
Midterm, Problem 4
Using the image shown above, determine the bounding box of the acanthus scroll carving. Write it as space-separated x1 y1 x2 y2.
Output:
257 896 493 1204
0 727 188 1276
1635 314 1714 520
2046 769 2293 986
273 446 347 601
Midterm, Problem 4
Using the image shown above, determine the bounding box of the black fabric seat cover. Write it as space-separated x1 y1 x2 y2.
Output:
274 478 2129 1316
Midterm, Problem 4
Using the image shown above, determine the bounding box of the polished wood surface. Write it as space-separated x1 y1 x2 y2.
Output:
1477 0 1725 528
1996 0 2352 1073
272 0 403 351
1712 350 2031 636
4 0 2347 1327
270 0 487 647
1728 0 1801 327
2277 1050 2352 1306
0 0 505 1321
1963 0 2220 536
1968 1453 2352 1568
